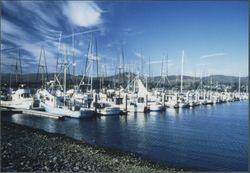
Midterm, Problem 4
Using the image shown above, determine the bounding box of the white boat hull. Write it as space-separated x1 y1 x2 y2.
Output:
148 104 164 111
127 104 147 113
40 102 96 118
1 99 33 109
98 107 120 115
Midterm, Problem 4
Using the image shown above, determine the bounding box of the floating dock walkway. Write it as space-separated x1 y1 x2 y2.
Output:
1 107 65 120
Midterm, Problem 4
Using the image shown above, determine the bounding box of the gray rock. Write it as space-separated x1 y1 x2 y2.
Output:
73 166 79 172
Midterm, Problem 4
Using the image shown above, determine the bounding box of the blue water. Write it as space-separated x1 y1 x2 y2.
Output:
2 101 248 171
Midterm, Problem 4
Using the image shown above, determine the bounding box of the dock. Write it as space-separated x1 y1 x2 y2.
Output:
22 109 65 119
1 107 65 120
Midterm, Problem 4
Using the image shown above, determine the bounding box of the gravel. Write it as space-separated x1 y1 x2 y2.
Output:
1 121 186 172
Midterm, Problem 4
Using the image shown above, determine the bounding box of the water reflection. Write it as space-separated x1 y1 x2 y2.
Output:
2 101 248 171
119 115 128 127
11 114 58 133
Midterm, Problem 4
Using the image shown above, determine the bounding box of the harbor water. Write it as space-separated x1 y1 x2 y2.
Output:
1 101 248 171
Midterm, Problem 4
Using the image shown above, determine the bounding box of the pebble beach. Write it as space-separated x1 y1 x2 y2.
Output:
1 121 185 172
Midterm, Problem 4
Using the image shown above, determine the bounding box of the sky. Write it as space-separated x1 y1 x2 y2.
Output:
1 0 248 77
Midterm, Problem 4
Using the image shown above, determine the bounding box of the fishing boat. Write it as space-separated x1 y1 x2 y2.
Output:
36 88 96 118
0 85 33 109
128 77 149 113
95 92 121 115
165 94 178 108
148 101 164 111
96 101 121 115
34 43 96 119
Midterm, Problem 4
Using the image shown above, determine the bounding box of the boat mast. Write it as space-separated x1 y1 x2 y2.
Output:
63 48 67 105
95 35 99 91
180 50 184 93
201 71 203 95
90 61 93 92
90 34 93 92
56 32 62 76
15 60 18 84
210 73 212 94
18 49 23 82
140 49 143 77
72 29 76 85
37 46 48 88
166 54 168 81
148 56 150 84
238 74 241 94
161 55 164 88
9 72 12 88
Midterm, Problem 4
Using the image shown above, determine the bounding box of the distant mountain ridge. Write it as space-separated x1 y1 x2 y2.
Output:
149 75 248 84
1 73 248 85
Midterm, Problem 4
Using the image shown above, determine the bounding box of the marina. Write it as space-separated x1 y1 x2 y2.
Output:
1 1 248 172
1 81 248 119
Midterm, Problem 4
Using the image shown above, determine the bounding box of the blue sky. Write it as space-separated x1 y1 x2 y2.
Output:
1 1 248 77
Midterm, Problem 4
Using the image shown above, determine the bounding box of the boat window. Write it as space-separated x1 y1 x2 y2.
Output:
46 97 50 101
24 93 30 98
115 98 123 105
138 97 144 103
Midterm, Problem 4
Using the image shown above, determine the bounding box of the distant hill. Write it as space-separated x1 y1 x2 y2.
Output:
1 73 248 88
150 75 248 84
203 75 248 84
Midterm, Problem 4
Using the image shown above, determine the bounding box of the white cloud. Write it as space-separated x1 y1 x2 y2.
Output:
195 63 211 66
49 41 82 57
63 1 102 28
105 40 121 48
3 1 60 28
1 1 103 73
148 60 161 64
1 18 28 40
21 2 59 27
134 51 143 58
147 60 172 65
121 27 143 37
200 53 226 59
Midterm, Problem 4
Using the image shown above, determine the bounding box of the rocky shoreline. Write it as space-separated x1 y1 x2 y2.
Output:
1 121 187 172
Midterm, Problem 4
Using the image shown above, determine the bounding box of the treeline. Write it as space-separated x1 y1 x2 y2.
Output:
1 72 248 91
